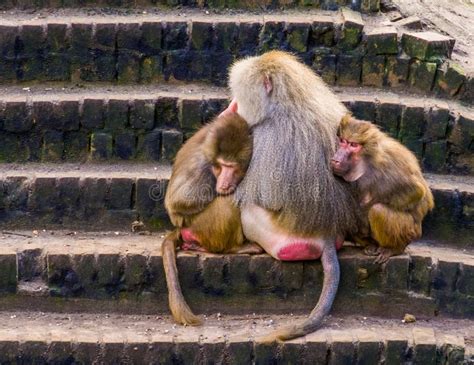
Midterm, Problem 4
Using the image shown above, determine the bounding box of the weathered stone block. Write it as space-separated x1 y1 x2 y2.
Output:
226 339 252 365
210 51 232 86
339 8 364 50
384 335 408 365
237 21 262 56
424 105 449 141
201 255 226 294
357 331 382 365
337 54 362 86
312 51 336 84
413 328 436 365
106 178 133 210
141 55 163 82
163 50 192 81
384 255 409 291
2 177 28 210
42 130 64 161
80 178 107 213
362 55 385 87
0 340 19 363
259 21 285 52
329 331 355 365
376 100 401 137
161 130 183 162
0 25 17 59
366 27 398 55
137 129 161 161
117 22 141 52
435 63 466 96
254 340 279 364
423 141 447 172
82 99 105 130
106 99 129 131
28 177 59 212
176 254 200 289
0 253 17 293
458 263 474 296
90 133 113 160
93 49 116 82
141 22 162 54
386 56 410 87
70 23 94 80
179 98 202 132
114 131 136 160
57 177 80 213
447 114 474 152
286 22 310 52
409 60 437 92
191 21 213 50
17 24 45 81
360 0 380 12
249 255 276 290
3 101 33 132
409 256 432 295
432 260 458 293
130 99 156 130
0 134 22 162
64 131 89 161
125 253 148 289
214 22 238 52
402 31 455 61
202 97 227 123
0 58 16 82
350 99 376 121
399 103 425 143
117 53 141 83
227 255 252 293
96 253 121 288
162 22 189 50
310 20 336 47
45 23 70 80
459 73 474 104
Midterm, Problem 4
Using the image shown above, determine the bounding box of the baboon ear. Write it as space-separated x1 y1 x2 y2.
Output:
264 74 273 95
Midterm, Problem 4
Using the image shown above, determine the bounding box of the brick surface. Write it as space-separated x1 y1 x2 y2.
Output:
402 31 455 60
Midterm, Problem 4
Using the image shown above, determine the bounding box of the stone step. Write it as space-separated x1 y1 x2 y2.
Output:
1 84 473 174
0 164 472 245
0 311 470 364
0 9 469 101
0 0 381 11
0 231 473 320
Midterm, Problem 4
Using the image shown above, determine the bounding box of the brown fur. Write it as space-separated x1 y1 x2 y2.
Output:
228 51 359 342
163 113 255 326
336 116 435 262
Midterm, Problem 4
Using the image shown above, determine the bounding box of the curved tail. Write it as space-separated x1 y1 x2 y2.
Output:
260 241 340 341
162 230 202 326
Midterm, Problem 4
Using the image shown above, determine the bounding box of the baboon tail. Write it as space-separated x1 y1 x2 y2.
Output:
259 241 340 341
162 230 202 326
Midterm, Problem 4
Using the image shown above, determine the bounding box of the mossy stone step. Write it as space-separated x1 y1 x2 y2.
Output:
0 85 472 174
0 312 469 364
0 230 472 319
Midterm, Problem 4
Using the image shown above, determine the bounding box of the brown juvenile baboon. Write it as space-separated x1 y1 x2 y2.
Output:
163 112 262 326
331 115 435 263
220 51 359 341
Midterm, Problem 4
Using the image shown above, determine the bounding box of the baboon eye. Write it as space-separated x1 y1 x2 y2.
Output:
350 142 359 148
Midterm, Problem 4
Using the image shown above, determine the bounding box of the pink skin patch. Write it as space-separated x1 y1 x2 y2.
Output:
277 242 322 261
180 228 199 243
336 236 344 251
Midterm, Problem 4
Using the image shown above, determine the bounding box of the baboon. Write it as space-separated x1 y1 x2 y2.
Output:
332 115 434 263
163 113 262 326
220 51 358 341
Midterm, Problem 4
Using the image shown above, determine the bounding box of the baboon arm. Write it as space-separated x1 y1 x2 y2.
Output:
162 230 202 326
257 241 340 341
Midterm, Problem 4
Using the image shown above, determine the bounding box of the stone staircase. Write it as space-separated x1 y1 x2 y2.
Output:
0 2 473 364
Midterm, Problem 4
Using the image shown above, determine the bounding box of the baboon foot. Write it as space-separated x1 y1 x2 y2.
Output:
363 244 379 257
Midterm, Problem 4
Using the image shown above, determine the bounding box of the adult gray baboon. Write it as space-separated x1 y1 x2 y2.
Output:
220 51 358 341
